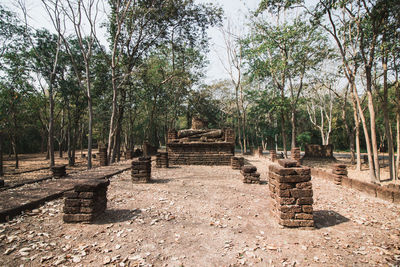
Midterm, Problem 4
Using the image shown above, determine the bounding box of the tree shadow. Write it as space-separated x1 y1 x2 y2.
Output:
313 210 350 229
94 208 141 224
165 166 181 169
149 178 171 184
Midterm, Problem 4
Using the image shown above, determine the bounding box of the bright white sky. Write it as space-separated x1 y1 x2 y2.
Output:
3 0 260 83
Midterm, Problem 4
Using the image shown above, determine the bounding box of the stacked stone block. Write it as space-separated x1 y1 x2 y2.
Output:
291 147 301 164
156 152 169 168
63 179 109 223
331 164 347 185
167 143 233 165
231 156 244 170
268 159 314 228
241 165 261 184
270 149 277 162
131 157 151 183
99 147 108 166
51 165 67 178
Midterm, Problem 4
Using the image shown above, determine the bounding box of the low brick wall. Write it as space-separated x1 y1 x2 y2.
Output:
311 168 400 204
167 142 234 165
268 159 314 228
63 179 109 223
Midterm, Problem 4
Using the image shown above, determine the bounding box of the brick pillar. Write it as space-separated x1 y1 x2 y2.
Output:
63 179 109 223
99 147 108 166
270 149 277 162
291 147 301 165
156 152 169 168
131 157 151 183
231 156 244 170
332 164 347 185
241 165 261 184
51 165 67 178
268 159 314 228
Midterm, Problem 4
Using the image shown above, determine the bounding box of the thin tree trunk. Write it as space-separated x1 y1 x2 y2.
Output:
291 109 296 148
396 112 400 180
351 91 361 170
353 83 377 182
281 111 287 157
86 62 93 169
0 132 3 176
366 86 380 180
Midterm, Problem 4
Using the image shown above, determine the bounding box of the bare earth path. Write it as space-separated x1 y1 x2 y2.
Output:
0 156 399 266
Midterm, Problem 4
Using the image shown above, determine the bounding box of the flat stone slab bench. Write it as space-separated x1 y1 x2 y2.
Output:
0 163 130 222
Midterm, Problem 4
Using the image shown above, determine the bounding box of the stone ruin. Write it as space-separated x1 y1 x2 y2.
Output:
131 157 151 183
331 164 347 185
156 152 169 168
51 165 67 178
304 144 334 159
241 165 261 184
268 159 314 228
167 117 235 165
63 179 109 223
98 147 108 166
231 156 244 170
270 149 277 162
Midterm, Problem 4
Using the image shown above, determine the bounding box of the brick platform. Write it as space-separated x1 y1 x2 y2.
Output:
131 157 151 183
241 165 260 184
63 179 109 223
304 144 334 158
268 159 314 228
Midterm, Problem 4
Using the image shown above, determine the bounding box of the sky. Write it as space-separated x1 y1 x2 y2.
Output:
3 0 261 84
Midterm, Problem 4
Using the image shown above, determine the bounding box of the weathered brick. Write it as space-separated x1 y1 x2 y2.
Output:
269 164 311 176
63 213 94 223
65 199 81 207
302 205 313 213
79 192 95 199
277 189 291 197
280 212 295 219
278 205 302 213
63 206 80 214
290 189 313 198
296 197 314 205
277 197 296 205
295 182 312 189
64 191 79 198
295 213 313 220
277 174 311 183
278 159 298 168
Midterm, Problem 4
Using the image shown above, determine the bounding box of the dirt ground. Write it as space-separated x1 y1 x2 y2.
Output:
1 152 101 186
0 155 399 266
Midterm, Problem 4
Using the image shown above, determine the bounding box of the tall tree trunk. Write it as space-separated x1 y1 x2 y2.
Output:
353 83 377 182
351 91 361 170
396 112 400 180
366 84 380 180
86 62 93 169
281 111 287 157
291 109 296 148
0 132 3 176
382 52 395 180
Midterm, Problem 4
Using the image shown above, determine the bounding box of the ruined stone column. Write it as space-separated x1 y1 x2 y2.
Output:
268 159 314 228
51 165 67 178
241 165 261 184
63 179 109 223
131 157 151 183
224 128 235 143
332 164 347 185
231 156 244 170
291 147 301 165
156 152 169 168
270 149 277 162
99 147 108 166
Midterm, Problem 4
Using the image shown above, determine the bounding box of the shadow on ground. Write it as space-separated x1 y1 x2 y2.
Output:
313 210 350 229
149 178 171 184
94 208 141 224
